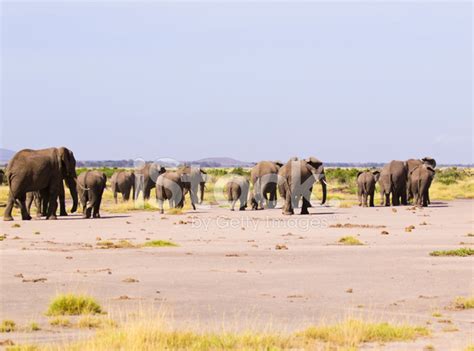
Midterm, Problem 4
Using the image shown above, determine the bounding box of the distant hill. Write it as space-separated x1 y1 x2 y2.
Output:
0 148 15 164
189 157 255 167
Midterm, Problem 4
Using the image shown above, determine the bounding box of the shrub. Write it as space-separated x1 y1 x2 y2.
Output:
0 320 16 332
338 236 364 246
143 240 178 247
46 294 102 316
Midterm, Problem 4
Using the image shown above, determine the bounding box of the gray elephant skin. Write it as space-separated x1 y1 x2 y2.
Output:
224 176 249 211
4 147 78 221
278 157 327 215
135 163 166 200
110 171 135 203
26 180 73 217
250 161 283 209
357 170 380 207
406 157 436 204
408 164 435 207
156 171 184 214
378 160 408 206
177 166 207 210
77 170 107 218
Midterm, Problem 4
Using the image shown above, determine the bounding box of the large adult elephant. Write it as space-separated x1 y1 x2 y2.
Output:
4 147 78 221
177 165 207 210
378 160 408 206
77 170 107 218
278 157 327 215
408 164 435 207
406 157 436 203
110 171 135 203
250 161 283 209
135 163 166 200
156 171 185 214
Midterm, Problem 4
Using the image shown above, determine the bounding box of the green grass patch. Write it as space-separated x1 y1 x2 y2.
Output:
429 248 474 257
338 236 364 246
46 294 102 316
0 320 16 332
143 240 178 248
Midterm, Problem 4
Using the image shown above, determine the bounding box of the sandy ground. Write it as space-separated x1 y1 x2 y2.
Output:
0 200 473 350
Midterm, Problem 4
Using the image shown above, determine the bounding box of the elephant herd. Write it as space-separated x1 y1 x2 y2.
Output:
1 147 436 221
357 157 436 208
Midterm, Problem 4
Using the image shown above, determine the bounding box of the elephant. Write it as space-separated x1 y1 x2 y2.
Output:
356 170 380 207
224 176 249 211
135 163 166 200
250 161 283 209
26 180 75 217
4 147 78 221
155 171 185 214
77 170 107 218
408 164 435 207
378 160 408 206
110 171 135 203
0 169 4 185
177 165 207 210
278 157 327 215
406 157 436 204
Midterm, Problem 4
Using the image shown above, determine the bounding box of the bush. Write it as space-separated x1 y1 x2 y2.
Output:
46 294 103 316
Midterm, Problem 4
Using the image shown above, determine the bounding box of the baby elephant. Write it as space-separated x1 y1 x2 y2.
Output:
357 170 380 207
77 171 107 218
224 176 249 211
409 164 435 207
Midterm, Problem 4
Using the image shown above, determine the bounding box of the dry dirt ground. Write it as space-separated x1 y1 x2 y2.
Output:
0 200 473 350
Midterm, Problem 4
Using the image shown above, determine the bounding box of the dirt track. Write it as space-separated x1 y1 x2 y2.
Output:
1 200 473 349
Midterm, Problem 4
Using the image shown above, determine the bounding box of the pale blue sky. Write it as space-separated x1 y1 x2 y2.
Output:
1 1 472 163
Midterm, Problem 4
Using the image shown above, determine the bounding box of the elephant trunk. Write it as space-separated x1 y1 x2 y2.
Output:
320 173 327 205
199 182 205 204
65 176 78 213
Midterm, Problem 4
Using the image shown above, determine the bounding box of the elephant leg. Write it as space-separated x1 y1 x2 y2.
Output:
239 199 247 211
362 193 368 207
385 193 390 206
400 185 408 205
93 190 103 218
58 183 67 216
46 188 58 220
123 188 130 202
427 191 431 205
113 190 118 204
301 196 310 215
392 190 400 206
17 194 32 221
369 192 375 207
144 186 151 200
3 194 15 221
282 183 294 215
158 198 164 214
267 190 277 209
230 199 236 211
357 188 362 206
39 189 49 217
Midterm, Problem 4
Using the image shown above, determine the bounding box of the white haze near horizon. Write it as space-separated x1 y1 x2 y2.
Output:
1 1 472 164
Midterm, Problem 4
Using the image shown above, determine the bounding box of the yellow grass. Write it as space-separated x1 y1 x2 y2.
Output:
8 316 429 351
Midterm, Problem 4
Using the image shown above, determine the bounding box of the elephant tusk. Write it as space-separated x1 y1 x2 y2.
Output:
321 179 328 185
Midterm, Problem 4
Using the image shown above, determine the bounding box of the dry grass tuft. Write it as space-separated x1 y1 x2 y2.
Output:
0 320 16 332
338 236 364 246
451 296 474 310
46 294 102 316
143 240 178 248
429 248 474 257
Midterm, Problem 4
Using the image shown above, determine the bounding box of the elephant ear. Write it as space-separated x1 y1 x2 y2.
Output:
422 157 436 168
426 166 436 173
274 161 284 167
200 170 208 182
57 147 76 178
357 171 364 178
372 170 381 182
409 165 420 175
306 157 323 172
